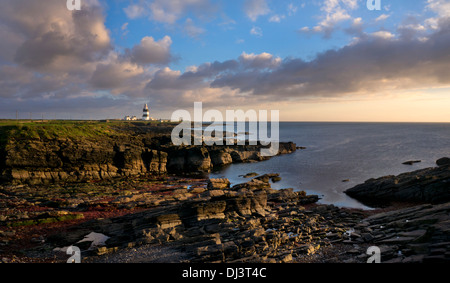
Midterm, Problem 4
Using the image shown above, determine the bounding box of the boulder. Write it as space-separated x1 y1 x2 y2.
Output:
436 157 450 167
345 165 450 206
209 150 233 166
207 178 231 190
240 172 259 178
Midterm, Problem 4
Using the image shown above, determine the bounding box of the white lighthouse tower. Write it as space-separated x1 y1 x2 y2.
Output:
142 104 150 121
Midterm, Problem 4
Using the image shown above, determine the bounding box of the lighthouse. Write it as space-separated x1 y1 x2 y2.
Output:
142 104 150 121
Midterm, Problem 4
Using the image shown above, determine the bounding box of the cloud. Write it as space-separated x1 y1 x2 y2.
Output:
375 14 390 22
239 52 281 69
123 4 146 19
370 30 395 40
299 0 359 38
244 0 271 22
345 17 364 35
269 14 285 23
0 0 111 73
128 36 173 65
250 26 263 37
121 22 129 36
287 3 298 16
2 0 450 120
183 18 206 38
144 17 450 107
89 55 146 92
0 0 173 117
124 0 217 24
218 22 450 98
427 0 450 18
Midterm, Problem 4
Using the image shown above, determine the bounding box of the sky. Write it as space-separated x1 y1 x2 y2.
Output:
1 0 450 122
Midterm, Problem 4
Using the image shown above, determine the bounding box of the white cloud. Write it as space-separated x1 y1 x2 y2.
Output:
299 27 310 32
426 0 450 18
375 14 390 22
370 30 395 39
239 52 281 69
287 3 298 16
423 0 450 31
299 0 359 38
269 14 285 23
250 26 263 37
121 22 129 36
244 0 270 22
124 0 216 25
124 4 146 19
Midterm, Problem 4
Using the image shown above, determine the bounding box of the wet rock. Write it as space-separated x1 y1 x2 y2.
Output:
436 157 450 167
240 172 259 178
402 160 421 165
345 165 450 205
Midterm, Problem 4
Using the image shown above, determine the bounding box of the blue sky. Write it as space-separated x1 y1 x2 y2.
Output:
1 0 450 121
105 0 430 69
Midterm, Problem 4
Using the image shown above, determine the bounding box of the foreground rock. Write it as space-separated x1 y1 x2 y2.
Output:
345 159 450 206
2 173 449 263
19 175 364 264
344 202 450 263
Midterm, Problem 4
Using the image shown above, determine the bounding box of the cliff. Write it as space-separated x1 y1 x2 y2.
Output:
0 121 297 185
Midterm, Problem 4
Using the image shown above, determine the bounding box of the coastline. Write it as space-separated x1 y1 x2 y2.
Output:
1 163 449 263
0 121 449 263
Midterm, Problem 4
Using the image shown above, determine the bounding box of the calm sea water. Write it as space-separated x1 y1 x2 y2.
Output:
209 122 450 209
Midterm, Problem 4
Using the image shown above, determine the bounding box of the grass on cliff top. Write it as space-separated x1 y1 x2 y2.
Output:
0 120 119 142
0 120 178 146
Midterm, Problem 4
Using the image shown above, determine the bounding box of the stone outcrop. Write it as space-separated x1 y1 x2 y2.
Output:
46 178 330 263
0 125 297 185
207 179 231 190
339 202 450 263
437 157 450 167
1 137 169 185
345 160 450 207
3 172 449 263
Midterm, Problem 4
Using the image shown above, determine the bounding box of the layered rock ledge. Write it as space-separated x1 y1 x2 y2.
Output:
0 122 297 185
344 158 450 207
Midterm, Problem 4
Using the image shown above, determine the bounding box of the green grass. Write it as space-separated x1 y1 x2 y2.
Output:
0 120 123 143
0 119 178 155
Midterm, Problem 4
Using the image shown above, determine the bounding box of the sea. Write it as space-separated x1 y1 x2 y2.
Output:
208 122 450 210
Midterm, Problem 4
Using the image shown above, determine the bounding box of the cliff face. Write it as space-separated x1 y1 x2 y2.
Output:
1 136 164 185
0 123 296 185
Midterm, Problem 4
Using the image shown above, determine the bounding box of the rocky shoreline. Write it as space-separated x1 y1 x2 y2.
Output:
0 122 449 263
0 121 297 185
345 158 450 206
1 165 449 263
